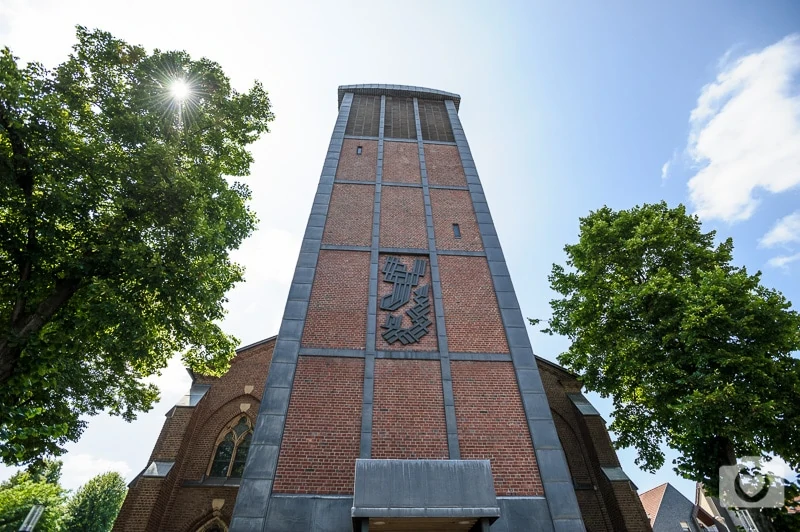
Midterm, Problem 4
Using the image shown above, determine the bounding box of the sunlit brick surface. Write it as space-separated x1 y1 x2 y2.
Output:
382 141 421 184
372 359 448 459
323 183 374 246
301 250 369 349
452 361 543 496
273 357 364 494
424 144 466 187
430 188 482 251
438 255 509 353
336 139 377 182
379 185 427 249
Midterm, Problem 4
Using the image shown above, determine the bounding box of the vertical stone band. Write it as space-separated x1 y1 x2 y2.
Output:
444 100 586 531
360 94 386 459
229 95 354 532
414 98 460 459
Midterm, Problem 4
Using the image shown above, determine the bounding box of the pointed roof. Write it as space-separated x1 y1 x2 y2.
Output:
639 483 668 527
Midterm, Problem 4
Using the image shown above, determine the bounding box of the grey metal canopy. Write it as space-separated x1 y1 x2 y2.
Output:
352 459 500 530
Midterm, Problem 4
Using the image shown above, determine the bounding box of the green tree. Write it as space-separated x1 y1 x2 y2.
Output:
0 460 66 531
0 27 273 465
542 202 800 496
63 471 127 532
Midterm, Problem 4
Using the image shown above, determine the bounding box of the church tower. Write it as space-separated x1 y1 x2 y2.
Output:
230 85 585 531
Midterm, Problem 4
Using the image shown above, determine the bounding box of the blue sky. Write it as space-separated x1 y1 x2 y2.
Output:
1 0 799 504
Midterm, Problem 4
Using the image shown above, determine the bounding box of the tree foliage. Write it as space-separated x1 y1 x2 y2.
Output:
63 471 127 532
0 460 66 531
542 202 800 496
0 27 273 465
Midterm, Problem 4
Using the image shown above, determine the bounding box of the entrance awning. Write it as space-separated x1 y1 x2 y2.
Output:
351 459 500 531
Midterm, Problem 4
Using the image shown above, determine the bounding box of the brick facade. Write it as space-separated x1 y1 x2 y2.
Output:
429 188 483 251
382 141 421 184
273 356 363 494
372 359 448 459
451 361 543 496
323 183 374 247
423 143 466 187
336 139 377 182
438 255 509 353
301 250 370 349
379 185 428 249
537 358 652 532
114 339 274 532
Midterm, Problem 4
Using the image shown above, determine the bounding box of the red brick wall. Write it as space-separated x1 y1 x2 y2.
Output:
114 340 274 532
438 255 509 353
301 250 370 349
538 360 653 532
430 188 483 252
336 139 376 182
379 185 428 249
376 254 438 352
323 183 374 247
451 361 543 496
113 477 163 532
163 486 239 532
424 144 466 187
273 356 363 494
372 359 448 459
383 141 421 184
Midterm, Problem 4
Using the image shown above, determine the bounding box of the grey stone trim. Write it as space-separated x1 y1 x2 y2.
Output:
142 461 174 478
332 180 375 186
601 466 631 482
183 477 242 487
414 97 460 459
320 244 371 252
444 99 586 531
339 84 461 111
236 335 278 353
381 136 418 143
298 348 367 358
429 184 469 190
379 181 422 188
421 139 459 146
437 249 486 257
230 93 354 532
378 247 428 255
449 353 513 362
567 392 602 416
360 95 386 459
343 135 379 141
375 350 440 360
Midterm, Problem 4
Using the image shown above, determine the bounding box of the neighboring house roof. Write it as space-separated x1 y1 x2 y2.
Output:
640 483 668 528
640 482 717 531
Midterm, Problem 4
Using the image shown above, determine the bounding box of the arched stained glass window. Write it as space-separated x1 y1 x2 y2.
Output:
208 416 252 478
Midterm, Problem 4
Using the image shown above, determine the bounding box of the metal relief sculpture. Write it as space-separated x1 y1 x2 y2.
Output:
380 256 431 345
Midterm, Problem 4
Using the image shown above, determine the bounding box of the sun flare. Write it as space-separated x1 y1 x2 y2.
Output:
170 79 190 101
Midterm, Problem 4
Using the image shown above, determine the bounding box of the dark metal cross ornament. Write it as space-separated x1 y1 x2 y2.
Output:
380 256 432 345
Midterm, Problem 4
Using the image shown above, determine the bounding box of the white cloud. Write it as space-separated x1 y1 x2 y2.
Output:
760 211 800 247
686 35 800 222
661 160 671 180
62 453 132 490
767 252 800 269
145 353 193 398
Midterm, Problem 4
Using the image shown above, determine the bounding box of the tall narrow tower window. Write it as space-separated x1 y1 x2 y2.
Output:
453 223 462 239
357 146 363 155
